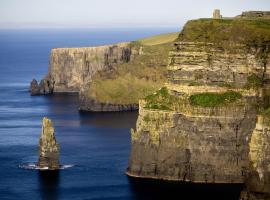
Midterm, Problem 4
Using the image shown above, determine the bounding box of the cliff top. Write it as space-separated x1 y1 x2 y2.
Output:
138 32 178 46
178 17 270 49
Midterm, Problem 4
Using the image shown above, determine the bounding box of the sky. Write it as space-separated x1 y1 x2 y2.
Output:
0 0 270 29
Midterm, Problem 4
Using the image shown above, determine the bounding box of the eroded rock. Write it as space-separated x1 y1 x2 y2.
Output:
38 117 60 170
29 78 54 96
30 79 40 96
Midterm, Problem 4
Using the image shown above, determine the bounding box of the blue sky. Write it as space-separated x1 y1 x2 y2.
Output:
0 0 269 29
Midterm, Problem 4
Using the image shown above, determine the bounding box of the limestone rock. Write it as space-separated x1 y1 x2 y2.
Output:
38 117 60 170
242 115 270 199
126 12 270 196
127 101 257 183
48 42 132 92
29 78 54 95
38 78 54 94
30 79 40 96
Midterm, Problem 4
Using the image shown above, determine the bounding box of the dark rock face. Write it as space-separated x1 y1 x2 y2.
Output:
30 79 40 95
38 117 60 170
127 104 257 183
29 78 54 96
240 116 270 199
79 94 138 112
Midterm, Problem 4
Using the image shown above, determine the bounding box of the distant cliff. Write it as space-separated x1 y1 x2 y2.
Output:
31 33 178 111
48 42 131 92
127 14 270 199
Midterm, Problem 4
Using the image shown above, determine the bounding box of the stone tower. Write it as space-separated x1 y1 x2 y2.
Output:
213 9 222 19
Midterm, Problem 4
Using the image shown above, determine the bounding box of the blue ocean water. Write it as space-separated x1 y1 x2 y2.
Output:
0 28 242 200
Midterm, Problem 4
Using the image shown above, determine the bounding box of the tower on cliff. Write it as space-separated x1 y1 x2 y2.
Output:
213 9 222 19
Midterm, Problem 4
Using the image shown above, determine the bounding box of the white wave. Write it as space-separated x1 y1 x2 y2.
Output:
19 163 75 170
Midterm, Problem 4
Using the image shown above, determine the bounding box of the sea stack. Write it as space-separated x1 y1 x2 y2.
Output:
38 117 60 170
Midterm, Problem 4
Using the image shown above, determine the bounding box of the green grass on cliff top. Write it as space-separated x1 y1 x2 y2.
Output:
178 18 270 49
138 32 178 46
189 91 242 107
144 87 180 110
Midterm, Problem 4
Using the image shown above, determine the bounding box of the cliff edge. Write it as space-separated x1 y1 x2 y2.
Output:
30 33 178 111
127 13 270 199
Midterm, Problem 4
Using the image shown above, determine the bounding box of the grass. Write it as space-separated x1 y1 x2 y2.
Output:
178 18 270 57
138 32 179 46
87 73 161 104
84 33 176 104
144 87 180 110
189 91 242 107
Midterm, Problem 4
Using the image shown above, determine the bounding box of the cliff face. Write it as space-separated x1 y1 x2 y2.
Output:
78 42 171 112
167 42 268 89
127 16 270 198
31 38 171 111
128 101 257 183
48 42 132 92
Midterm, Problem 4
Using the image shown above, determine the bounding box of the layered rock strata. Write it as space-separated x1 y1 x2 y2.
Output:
127 15 270 199
38 117 60 170
127 100 257 183
49 42 132 92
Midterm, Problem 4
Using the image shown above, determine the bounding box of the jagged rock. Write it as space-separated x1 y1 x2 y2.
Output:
39 78 54 94
29 78 54 95
38 117 60 170
30 79 40 96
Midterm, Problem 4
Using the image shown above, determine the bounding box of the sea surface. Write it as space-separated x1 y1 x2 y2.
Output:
0 28 242 200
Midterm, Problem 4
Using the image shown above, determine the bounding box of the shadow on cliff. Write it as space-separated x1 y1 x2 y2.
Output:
38 170 60 200
128 177 243 200
79 110 138 129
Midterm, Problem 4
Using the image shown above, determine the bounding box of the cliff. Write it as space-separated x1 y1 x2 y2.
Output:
48 42 131 92
79 40 173 111
127 14 270 199
31 33 178 111
38 117 60 170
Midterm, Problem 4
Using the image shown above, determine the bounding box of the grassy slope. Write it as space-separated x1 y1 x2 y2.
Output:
85 32 178 104
138 32 179 46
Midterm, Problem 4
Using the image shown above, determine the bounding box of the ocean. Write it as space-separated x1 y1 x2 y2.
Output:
0 28 242 200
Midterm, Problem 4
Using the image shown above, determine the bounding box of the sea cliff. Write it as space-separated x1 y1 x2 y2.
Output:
127 13 270 199
48 42 131 93
31 33 177 111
